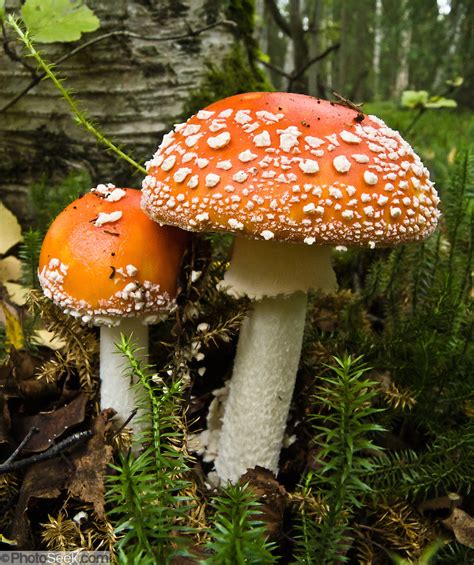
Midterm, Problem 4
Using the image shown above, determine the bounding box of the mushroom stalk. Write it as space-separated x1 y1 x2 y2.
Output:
215 292 307 483
215 237 337 483
100 318 148 428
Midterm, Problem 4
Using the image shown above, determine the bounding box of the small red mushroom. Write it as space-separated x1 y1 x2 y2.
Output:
38 185 187 430
141 92 441 482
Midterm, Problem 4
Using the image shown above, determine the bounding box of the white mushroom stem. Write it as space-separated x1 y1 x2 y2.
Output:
100 318 148 431
214 238 337 483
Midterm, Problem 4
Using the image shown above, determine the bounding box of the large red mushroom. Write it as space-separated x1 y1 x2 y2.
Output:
141 92 440 482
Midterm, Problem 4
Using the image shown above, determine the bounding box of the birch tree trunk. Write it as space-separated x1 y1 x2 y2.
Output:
0 0 234 225
372 0 383 101
393 0 412 100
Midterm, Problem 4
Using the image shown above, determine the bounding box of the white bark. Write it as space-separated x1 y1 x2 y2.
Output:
100 318 148 432
393 0 412 99
373 0 383 100
0 0 234 224
215 292 308 483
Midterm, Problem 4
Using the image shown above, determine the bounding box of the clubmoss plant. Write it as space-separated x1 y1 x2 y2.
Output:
294 356 385 564
106 335 195 563
203 482 277 564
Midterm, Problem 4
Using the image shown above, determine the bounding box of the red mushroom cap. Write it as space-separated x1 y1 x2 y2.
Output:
142 92 440 247
38 186 187 325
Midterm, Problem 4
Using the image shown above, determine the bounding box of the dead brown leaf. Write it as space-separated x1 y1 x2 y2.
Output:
0 395 12 447
443 508 474 548
67 411 114 520
240 466 288 541
8 414 113 548
12 394 88 453
11 458 72 549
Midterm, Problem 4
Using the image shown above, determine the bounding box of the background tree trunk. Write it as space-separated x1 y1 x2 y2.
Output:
0 0 235 225
392 0 412 100
373 0 383 101
305 0 322 97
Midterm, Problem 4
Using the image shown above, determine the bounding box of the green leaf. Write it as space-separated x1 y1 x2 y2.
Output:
425 97 457 109
21 0 100 43
446 76 464 87
401 90 429 109
0 0 5 19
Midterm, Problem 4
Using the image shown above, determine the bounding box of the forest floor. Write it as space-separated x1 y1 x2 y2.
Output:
0 106 473 563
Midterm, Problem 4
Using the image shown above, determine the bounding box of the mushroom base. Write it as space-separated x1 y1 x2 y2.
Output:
219 238 337 299
214 291 308 483
100 319 148 431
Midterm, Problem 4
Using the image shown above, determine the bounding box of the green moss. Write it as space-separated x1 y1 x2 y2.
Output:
182 44 272 118
225 0 259 65
181 0 272 118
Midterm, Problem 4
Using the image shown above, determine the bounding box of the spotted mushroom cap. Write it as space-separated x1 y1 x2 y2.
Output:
142 92 440 247
38 185 188 326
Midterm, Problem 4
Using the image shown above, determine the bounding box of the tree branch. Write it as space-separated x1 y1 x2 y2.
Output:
0 430 93 474
292 42 340 80
258 42 340 88
3 427 39 466
264 0 292 37
258 58 293 81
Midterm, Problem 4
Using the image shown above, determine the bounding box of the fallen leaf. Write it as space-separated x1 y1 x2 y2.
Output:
33 328 66 350
3 282 29 306
12 393 88 452
11 459 71 549
0 256 22 283
9 421 107 549
443 508 474 548
68 411 114 519
0 533 17 545
0 203 22 255
7 348 44 383
0 395 12 446
240 466 288 541
0 300 24 350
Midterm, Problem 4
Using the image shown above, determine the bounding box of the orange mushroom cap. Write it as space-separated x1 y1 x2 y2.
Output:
38 185 188 325
142 92 440 247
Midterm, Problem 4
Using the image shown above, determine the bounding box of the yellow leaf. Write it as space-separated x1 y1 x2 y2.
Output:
0 202 23 255
34 328 66 350
4 281 29 306
0 255 22 283
0 301 24 350
0 533 17 545
448 147 457 164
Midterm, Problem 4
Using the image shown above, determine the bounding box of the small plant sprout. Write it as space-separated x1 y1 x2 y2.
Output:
38 185 187 431
142 92 441 482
